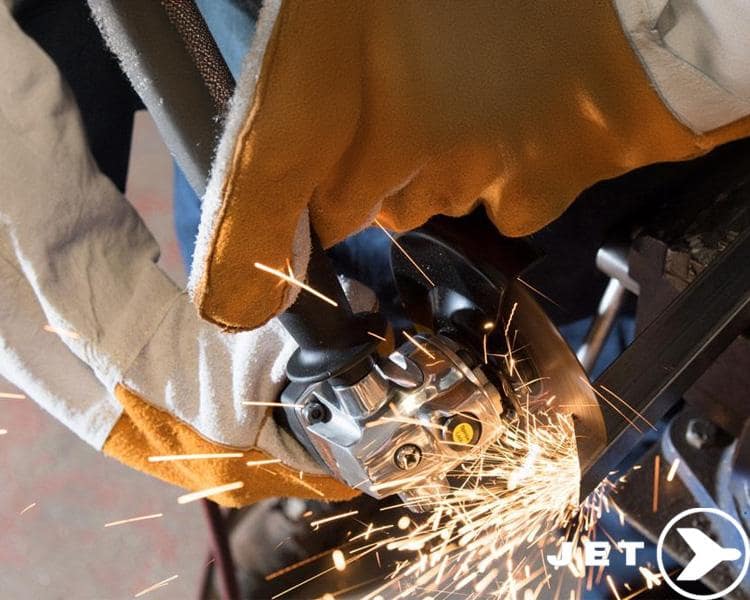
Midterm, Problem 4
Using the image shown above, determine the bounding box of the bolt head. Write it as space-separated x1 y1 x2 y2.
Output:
394 444 422 470
302 399 331 424
686 418 716 449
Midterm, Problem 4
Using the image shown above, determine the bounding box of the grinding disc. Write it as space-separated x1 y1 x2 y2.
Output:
390 213 606 474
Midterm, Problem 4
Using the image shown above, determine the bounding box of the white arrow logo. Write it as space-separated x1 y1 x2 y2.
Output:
657 507 749 600
676 527 742 581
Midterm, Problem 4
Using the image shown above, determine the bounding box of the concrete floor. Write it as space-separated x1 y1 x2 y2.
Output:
0 113 207 599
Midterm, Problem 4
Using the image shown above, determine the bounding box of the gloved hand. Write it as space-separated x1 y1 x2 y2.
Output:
0 4 356 507
186 0 750 332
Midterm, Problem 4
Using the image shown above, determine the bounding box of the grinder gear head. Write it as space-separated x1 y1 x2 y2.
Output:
279 211 605 509
282 333 505 509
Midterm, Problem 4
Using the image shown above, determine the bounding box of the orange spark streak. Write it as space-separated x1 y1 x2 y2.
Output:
666 458 680 482
134 575 178 598
272 565 337 598
0 392 25 399
310 510 359 529
599 384 656 430
242 400 302 408
517 277 564 310
177 481 244 504
403 332 436 360
253 262 339 307
367 330 387 342
370 475 426 492
606 575 621 600
105 513 163 528
43 324 80 339
586 381 642 433
19 502 36 515
374 219 435 287
504 302 518 339
652 455 660 513
148 453 243 462
246 458 282 467
265 548 334 581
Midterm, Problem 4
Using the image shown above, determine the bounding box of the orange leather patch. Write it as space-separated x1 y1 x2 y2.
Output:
103 385 358 507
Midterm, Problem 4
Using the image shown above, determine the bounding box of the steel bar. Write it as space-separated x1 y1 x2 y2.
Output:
580 227 750 497
576 278 627 373
577 244 639 373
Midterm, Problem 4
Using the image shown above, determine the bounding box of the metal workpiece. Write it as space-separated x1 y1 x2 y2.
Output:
577 244 639 373
281 334 505 509
580 227 750 497
576 278 628 373
595 244 640 295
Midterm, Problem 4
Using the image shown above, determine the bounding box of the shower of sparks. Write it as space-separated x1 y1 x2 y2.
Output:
133 575 178 598
43 324 80 339
402 331 436 360
148 453 244 462
295 409 590 600
254 262 339 307
104 513 164 528
666 458 680 482
19 502 36 515
268 298 666 600
374 219 435 287
177 481 244 504
0 391 25 399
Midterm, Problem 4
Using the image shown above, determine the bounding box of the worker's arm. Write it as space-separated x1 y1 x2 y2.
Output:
0 2 354 506
182 0 750 332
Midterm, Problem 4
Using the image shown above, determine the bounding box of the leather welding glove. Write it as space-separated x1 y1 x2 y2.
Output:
187 0 750 331
0 3 357 507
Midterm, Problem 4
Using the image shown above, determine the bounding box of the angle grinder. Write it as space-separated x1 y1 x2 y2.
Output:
279 212 605 510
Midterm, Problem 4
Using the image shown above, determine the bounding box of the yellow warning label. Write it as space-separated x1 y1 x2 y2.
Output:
452 422 475 445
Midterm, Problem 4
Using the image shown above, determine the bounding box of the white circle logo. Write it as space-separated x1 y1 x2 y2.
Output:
656 507 749 599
